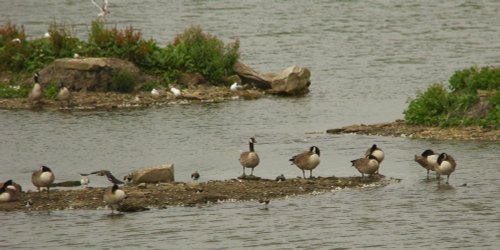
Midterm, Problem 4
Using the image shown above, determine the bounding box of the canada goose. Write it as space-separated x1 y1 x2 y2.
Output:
365 144 384 163
435 153 457 184
239 137 260 176
290 146 321 179
91 0 110 17
57 83 71 106
191 171 200 182
414 149 439 179
0 180 18 202
103 184 127 213
351 155 379 178
31 165 55 198
170 87 181 97
258 199 270 210
2 179 22 193
230 82 242 91
28 72 43 104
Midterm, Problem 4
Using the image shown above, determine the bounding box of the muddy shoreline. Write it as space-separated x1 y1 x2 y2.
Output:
0 176 399 212
327 119 500 141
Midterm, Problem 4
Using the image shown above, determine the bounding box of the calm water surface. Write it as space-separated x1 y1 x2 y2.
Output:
1 0 499 249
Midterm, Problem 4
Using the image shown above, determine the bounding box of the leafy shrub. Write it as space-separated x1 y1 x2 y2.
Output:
107 70 137 93
43 82 59 99
449 66 500 92
0 84 30 98
164 25 240 83
404 84 450 126
485 92 500 128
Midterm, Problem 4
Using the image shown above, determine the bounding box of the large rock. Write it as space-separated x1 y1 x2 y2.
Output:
37 57 141 91
270 66 311 95
125 164 175 184
233 61 311 95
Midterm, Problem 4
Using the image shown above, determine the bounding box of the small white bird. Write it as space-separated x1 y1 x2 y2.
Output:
43 32 51 38
230 82 242 91
73 53 80 59
170 87 181 97
11 38 21 43
80 176 90 188
91 0 110 17
151 88 160 98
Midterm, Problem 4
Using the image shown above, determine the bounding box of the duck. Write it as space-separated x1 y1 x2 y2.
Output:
435 153 457 184
103 184 127 213
414 149 439 179
0 180 19 202
91 0 110 17
289 146 321 179
191 171 200 182
351 155 379 178
239 137 260 176
31 165 55 198
57 83 71 105
170 87 181 97
365 144 384 164
230 82 242 91
28 72 43 105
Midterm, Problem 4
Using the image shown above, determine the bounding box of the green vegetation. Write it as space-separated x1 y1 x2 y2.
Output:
0 21 240 95
404 66 500 128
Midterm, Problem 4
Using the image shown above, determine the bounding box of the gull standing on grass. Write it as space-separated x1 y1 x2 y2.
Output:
91 0 110 17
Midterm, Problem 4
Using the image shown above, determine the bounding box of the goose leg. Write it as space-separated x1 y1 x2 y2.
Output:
426 169 430 180
446 175 450 184
242 167 246 176
309 170 313 179
302 170 306 179
251 168 254 176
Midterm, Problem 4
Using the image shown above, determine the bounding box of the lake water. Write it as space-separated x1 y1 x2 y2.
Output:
1 0 499 249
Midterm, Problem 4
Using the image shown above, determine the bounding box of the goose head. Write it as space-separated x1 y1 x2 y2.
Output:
309 146 320 156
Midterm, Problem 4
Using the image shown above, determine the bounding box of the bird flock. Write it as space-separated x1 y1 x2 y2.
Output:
1 137 458 213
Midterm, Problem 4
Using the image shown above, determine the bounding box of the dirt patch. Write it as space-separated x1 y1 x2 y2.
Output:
0 176 398 212
0 86 264 110
327 119 500 141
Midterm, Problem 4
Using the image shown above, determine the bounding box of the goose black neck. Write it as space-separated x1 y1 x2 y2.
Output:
249 141 255 152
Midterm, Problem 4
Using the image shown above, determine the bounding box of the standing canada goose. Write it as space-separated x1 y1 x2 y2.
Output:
103 184 127 214
191 171 200 182
239 137 260 176
351 155 379 178
435 153 457 185
31 165 55 198
289 146 321 179
365 144 384 163
28 72 43 105
414 149 439 179
0 180 19 202
57 83 71 106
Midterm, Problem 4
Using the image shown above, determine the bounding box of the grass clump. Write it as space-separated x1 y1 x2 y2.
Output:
107 70 137 93
404 66 500 128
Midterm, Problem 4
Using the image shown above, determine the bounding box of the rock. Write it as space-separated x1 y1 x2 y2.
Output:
270 65 311 95
118 202 150 213
125 164 175 184
36 57 141 91
233 61 312 95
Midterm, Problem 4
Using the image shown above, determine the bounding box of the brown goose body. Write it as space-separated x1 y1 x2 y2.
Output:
239 137 260 176
351 155 379 177
0 180 19 202
32 165 55 198
435 153 457 184
414 149 439 179
290 146 321 179
103 184 127 213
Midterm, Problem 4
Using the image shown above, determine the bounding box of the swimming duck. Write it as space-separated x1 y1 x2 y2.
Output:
103 184 127 213
31 165 55 198
290 146 321 179
0 180 19 202
414 149 439 179
239 137 260 176
435 153 457 184
28 72 43 105
351 155 379 178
